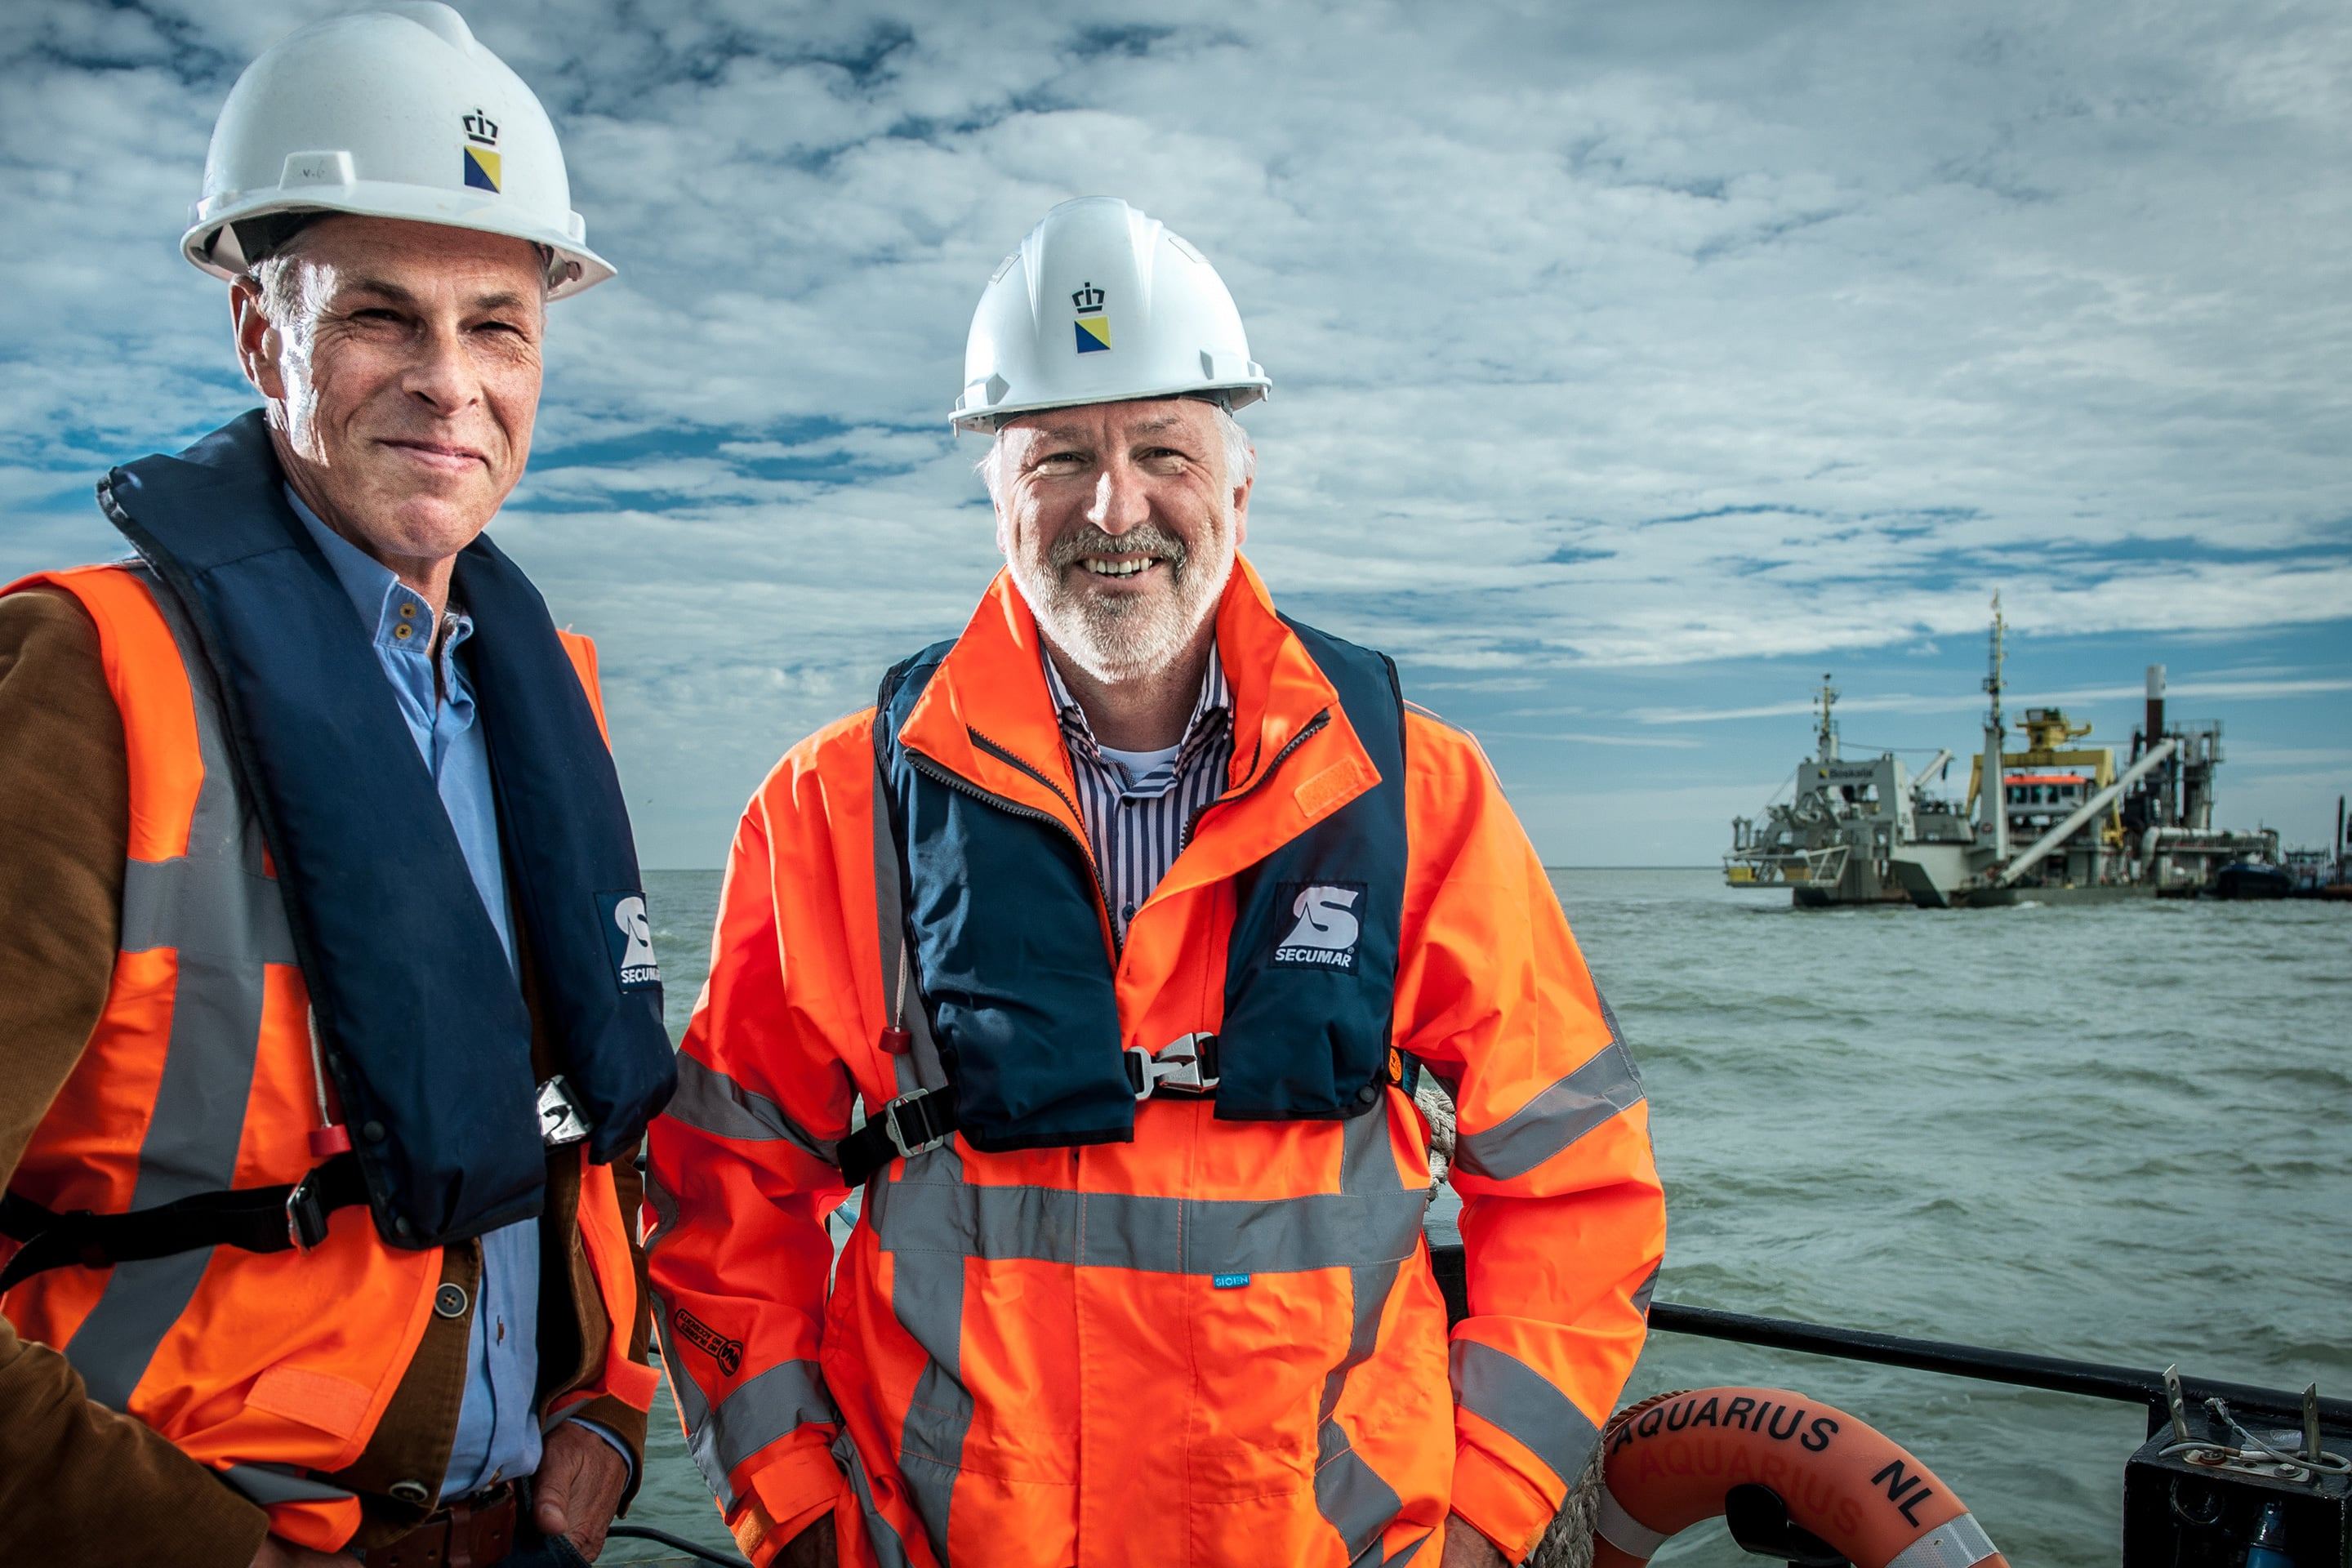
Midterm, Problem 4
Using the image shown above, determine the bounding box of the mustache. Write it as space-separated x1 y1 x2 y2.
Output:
1049 523 1189 572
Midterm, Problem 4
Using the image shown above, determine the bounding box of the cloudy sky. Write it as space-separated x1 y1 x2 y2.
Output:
6 0 2347 866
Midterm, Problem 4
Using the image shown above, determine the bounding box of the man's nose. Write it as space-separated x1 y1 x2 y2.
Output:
401 322 480 415
1085 457 1153 535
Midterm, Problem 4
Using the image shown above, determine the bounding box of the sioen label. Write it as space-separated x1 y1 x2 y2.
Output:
1212 1273 1251 1290
671 1307 744 1376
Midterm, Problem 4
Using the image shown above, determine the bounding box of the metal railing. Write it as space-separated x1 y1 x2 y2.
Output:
1424 1239 2350 1430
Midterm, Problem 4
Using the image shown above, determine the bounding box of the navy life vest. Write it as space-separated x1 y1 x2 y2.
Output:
871 618 1407 1155
96 412 675 1248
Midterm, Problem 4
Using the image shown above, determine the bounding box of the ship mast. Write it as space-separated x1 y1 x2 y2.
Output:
1979 594 2009 862
1815 674 1840 763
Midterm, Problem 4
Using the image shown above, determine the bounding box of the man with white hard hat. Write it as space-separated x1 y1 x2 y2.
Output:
0 7 671 1565
649 197 1665 1567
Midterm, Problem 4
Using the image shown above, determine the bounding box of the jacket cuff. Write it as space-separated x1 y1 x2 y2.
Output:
1447 1441 1560 1566
741 1493 835 1568
734 1442 849 1565
563 1392 649 1509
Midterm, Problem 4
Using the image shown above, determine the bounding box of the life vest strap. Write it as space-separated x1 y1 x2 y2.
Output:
837 1087 959 1187
0 1152 371 1290
837 1036 1232 1189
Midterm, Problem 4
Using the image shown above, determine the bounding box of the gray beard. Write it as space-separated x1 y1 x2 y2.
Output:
1011 518 1234 685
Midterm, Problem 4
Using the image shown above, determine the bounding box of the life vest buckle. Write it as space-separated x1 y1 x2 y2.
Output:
880 1088 956 1161
536 1075 594 1149
284 1169 332 1251
1126 1034 1221 1101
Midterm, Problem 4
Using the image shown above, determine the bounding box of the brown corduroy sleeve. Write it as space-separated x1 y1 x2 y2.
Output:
0 588 274 1568
564 1148 655 1503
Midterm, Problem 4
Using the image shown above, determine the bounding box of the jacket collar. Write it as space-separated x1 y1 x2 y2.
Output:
897 557 1383 902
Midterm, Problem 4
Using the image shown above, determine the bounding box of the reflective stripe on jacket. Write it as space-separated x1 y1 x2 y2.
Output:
0 564 658 1552
647 559 1666 1567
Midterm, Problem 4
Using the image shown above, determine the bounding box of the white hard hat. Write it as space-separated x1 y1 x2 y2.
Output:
182 2 612 299
950 197 1270 431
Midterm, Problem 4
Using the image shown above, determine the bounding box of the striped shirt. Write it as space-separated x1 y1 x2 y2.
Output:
1042 648 1234 945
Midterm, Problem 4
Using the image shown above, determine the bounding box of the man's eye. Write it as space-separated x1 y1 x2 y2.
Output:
350 308 401 324
1036 452 1087 470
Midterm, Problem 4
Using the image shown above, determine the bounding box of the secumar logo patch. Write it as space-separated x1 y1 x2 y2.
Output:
599 891 662 990
1272 882 1364 971
672 1308 743 1376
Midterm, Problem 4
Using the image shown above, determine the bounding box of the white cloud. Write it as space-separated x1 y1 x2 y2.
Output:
5 0 2347 861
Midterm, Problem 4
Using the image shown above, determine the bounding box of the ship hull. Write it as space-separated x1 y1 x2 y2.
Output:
1790 884 1913 908
1942 883 2160 908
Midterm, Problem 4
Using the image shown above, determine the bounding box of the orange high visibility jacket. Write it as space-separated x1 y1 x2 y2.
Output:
0 564 659 1552
647 560 1665 1567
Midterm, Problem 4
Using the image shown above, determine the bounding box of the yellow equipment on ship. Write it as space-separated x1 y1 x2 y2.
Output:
1966 706 2125 849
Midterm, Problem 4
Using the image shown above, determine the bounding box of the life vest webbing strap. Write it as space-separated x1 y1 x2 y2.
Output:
837 1036 1230 1188
0 1153 370 1290
836 1089 958 1188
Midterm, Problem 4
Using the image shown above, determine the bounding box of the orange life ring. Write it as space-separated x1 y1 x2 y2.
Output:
1593 1388 2007 1568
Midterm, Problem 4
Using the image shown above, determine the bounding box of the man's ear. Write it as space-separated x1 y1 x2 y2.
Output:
1231 470 1254 548
230 278 286 401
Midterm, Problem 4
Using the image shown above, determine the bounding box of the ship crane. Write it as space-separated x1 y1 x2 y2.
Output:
1736 599 2278 907
1996 737 2180 889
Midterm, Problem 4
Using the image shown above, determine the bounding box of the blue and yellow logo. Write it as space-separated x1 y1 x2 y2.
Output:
1071 281 1110 354
463 145 501 193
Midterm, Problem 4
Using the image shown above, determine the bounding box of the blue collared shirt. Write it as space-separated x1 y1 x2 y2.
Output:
1040 647 1234 945
286 491 619 1499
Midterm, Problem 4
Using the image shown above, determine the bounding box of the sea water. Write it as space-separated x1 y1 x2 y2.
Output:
615 867 2351 1566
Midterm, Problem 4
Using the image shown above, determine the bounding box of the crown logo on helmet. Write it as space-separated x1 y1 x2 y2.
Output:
463 109 500 147
1071 281 1106 313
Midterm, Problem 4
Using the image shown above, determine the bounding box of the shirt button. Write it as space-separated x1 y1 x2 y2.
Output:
393 621 413 640
399 602 416 618
434 1283 470 1319
1121 903 1137 921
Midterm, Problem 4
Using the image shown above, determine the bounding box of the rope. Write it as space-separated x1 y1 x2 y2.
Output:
2154 1396 2350 1477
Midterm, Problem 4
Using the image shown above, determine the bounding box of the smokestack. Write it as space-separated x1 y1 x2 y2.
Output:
2145 664 2167 745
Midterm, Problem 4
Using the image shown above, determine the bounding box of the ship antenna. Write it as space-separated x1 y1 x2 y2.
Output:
1975 591 2011 863
1816 673 1840 762
1983 592 2007 733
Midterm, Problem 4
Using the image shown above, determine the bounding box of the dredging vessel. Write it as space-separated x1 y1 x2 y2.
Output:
1724 600 2278 907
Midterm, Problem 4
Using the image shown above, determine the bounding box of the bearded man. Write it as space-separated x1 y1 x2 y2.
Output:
647 197 1664 1568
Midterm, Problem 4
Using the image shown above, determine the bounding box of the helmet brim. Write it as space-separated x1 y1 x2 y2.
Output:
184 183 614 301
950 379 1269 434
